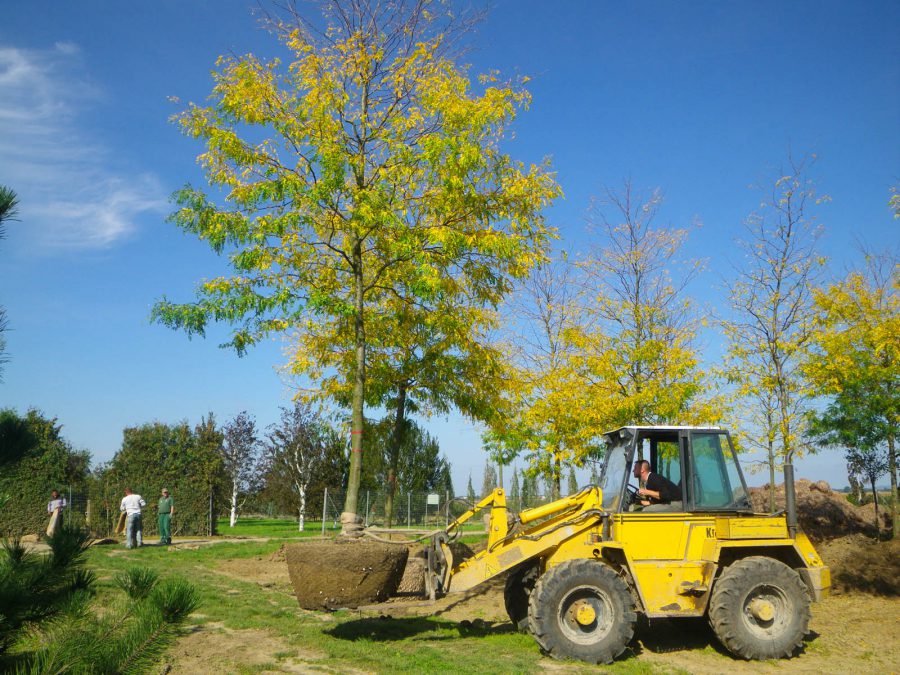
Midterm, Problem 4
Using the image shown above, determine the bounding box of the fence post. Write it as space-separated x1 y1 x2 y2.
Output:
407 492 411 529
322 487 328 536
445 490 449 527
364 490 370 527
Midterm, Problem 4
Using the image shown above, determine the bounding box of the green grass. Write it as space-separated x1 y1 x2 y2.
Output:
215 516 487 539
82 540 662 674
216 516 333 538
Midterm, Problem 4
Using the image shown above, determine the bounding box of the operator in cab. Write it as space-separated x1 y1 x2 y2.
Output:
633 460 683 512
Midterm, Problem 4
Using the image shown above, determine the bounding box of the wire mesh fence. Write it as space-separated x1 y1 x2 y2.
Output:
27 486 560 538
254 488 558 534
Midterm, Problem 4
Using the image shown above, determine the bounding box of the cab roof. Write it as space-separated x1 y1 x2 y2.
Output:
602 425 723 440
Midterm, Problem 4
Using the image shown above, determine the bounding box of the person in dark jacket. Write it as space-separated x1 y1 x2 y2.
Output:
633 460 683 512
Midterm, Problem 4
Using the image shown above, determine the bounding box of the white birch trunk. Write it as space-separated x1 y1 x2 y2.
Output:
298 483 307 532
229 480 239 527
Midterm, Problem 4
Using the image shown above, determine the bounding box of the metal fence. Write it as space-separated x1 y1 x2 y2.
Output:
27 487 559 538
255 488 558 534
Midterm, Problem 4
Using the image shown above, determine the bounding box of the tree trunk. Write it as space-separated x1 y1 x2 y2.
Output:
342 240 366 534
229 481 239 527
870 475 880 539
768 439 776 513
552 452 561 501
848 465 863 503
298 483 306 532
888 433 898 539
384 383 408 529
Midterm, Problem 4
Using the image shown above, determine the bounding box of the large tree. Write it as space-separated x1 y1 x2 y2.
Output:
804 248 899 536
153 0 559 533
722 156 825 510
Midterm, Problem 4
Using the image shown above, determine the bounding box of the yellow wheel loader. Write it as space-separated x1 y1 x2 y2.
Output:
425 426 830 664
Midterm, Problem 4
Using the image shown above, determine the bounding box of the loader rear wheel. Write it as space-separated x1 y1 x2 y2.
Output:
504 563 539 633
527 559 635 664
708 556 810 660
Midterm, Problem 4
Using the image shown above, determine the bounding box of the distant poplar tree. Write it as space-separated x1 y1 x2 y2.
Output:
466 475 476 504
521 471 538 509
567 467 579 495
481 460 498 498
509 469 521 512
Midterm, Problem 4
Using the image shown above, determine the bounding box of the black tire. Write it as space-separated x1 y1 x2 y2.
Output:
708 556 810 660
527 559 636 664
504 563 539 633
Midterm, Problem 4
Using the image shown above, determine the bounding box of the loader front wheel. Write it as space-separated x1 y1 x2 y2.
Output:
708 556 810 660
504 563 539 633
527 559 635 664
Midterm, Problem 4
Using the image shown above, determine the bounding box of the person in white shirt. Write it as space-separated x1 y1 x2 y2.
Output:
46 489 67 536
120 487 147 549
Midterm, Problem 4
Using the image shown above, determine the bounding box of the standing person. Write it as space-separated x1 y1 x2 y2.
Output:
158 488 174 545
46 489 67 536
119 488 146 549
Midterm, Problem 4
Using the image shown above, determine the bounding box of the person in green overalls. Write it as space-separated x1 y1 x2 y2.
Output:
158 488 174 545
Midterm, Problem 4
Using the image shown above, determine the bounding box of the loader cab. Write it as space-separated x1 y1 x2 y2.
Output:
599 426 752 513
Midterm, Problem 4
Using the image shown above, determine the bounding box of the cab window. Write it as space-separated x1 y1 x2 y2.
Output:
689 432 748 509
657 440 681 488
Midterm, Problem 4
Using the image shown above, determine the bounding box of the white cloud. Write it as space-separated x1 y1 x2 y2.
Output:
0 44 164 251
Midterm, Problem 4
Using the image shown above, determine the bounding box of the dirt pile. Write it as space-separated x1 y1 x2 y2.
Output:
747 479 889 541
284 540 408 610
817 534 899 596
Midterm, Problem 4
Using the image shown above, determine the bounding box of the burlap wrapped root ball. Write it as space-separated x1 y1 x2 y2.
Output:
285 540 409 609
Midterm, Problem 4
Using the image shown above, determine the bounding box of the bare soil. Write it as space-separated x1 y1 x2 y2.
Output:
163 623 329 674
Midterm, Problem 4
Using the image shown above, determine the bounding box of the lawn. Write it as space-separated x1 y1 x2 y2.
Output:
83 538 663 674
215 516 489 539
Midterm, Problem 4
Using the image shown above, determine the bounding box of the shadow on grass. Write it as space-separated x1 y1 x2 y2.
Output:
326 616 513 642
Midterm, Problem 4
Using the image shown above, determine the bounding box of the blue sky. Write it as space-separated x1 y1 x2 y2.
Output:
1 1 897 493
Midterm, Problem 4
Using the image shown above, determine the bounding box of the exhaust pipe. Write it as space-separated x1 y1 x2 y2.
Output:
783 458 798 538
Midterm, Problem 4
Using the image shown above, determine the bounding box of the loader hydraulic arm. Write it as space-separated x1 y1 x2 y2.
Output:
426 486 606 597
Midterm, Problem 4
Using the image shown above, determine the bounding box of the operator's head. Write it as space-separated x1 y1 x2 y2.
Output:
633 460 650 480
51 489 59 498
124 487 132 495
